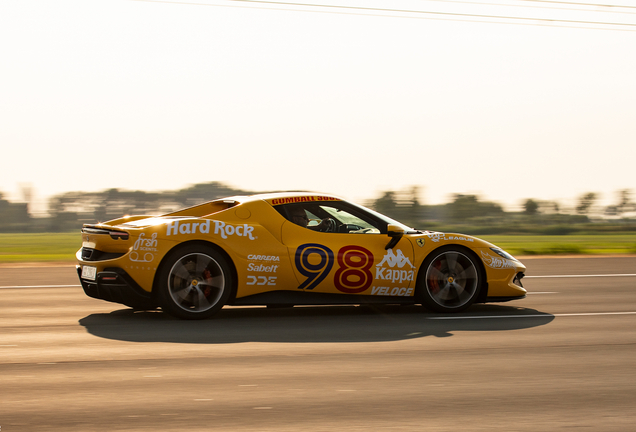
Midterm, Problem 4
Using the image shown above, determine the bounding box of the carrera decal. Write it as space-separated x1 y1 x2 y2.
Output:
334 246 374 294
428 233 474 243
247 255 280 262
271 196 340 206
481 251 517 269
166 220 256 240
130 233 158 263
295 243 335 290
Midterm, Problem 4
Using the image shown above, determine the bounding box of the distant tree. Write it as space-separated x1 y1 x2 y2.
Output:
605 189 634 217
373 191 398 218
523 199 539 216
576 192 598 215
445 194 504 222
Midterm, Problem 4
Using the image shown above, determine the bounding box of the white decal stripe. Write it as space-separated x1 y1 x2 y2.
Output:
428 311 636 320
525 274 636 278
0 285 82 289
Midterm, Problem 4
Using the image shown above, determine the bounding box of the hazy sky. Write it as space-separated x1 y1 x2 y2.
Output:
1 0 635 213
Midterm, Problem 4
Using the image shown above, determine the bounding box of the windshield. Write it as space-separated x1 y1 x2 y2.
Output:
347 202 414 232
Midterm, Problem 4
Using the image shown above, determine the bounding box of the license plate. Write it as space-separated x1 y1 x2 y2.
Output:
82 266 97 281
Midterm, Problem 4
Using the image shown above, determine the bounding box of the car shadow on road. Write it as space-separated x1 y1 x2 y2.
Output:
79 304 554 344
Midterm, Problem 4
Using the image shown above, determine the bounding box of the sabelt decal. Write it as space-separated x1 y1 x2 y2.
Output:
428 233 474 243
481 251 517 269
271 196 340 205
247 263 279 272
130 233 158 263
166 220 256 240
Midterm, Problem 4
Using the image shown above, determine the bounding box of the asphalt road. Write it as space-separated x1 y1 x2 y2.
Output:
1 256 635 431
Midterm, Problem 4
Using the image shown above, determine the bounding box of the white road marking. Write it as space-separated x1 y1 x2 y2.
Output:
526 292 558 294
428 311 636 320
526 274 636 278
0 284 81 289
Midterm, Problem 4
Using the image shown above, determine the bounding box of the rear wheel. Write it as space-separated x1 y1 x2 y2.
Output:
157 245 232 319
417 246 483 313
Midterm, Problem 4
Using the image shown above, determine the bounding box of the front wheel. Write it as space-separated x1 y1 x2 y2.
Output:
416 247 483 313
156 245 233 320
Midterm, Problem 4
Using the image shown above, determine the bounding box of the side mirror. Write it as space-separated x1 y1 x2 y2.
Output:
387 224 405 237
385 224 405 250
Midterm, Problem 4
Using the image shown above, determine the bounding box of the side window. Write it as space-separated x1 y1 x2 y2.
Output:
318 205 380 233
278 202 382 234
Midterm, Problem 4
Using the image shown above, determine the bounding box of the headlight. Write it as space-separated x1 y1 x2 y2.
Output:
490 247 518 262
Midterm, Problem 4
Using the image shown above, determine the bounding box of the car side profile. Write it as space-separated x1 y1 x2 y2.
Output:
77 192 526 319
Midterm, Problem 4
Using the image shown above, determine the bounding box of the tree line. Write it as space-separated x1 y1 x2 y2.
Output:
0 183 634 233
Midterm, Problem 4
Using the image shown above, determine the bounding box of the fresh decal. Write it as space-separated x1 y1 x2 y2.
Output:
166 220 256 240
481 251 517 269
427 233 474 243
130 233 158 263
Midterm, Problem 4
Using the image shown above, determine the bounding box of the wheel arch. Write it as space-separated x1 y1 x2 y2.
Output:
152 239 239 304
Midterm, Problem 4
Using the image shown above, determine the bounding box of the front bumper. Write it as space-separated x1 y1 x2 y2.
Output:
77 266 157 310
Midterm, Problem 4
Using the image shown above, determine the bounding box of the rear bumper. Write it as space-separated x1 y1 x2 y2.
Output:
76 266 157 310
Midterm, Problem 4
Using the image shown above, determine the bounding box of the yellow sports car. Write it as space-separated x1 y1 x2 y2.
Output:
77 192 526 319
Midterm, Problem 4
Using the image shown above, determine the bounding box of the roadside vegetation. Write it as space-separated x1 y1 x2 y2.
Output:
0 183 634 263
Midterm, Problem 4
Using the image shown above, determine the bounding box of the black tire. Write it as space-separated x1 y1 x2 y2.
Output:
416 246 484 313
156 244 233 320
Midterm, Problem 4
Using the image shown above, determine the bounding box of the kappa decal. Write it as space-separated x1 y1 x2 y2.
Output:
375 249 415 284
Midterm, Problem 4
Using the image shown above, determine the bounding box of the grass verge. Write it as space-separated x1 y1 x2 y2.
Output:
1 232 635 264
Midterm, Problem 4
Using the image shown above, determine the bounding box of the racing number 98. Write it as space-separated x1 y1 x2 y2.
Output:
295 243 374 293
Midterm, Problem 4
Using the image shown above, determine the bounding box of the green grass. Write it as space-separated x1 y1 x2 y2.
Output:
0 232 82 263
481 234 636 256
1 232 635 263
